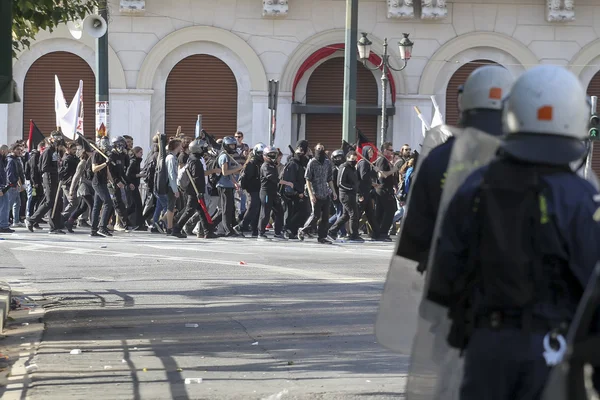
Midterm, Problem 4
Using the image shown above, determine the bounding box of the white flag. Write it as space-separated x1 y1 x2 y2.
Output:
430 95 444 128
59 80 83 140
54 75 67 128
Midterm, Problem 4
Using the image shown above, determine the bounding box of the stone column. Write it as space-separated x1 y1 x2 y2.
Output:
393 95 434 151
109 89 153 150
0 104 7 145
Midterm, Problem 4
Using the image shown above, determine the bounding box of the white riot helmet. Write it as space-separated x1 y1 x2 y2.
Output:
501 65 588 165
459 65 513 112
253 143 266 156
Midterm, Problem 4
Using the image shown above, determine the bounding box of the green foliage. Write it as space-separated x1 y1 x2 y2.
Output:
12 0 101 56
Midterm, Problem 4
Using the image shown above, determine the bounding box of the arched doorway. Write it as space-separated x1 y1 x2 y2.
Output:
587 70 600 176
165 54 238 139
23 51 96 141
445 60 498 126
304 57 379 151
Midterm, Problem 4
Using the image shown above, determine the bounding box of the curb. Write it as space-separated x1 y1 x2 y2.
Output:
0 281 12 333
0 285 46 400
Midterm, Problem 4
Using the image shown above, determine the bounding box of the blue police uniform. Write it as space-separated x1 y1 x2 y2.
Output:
397 111 504 273
396 137 454 269
429 156 600 400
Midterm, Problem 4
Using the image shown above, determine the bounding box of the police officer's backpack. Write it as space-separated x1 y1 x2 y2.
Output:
446 158 573 350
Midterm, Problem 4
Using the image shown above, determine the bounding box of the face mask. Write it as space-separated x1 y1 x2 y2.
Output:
349 160 357 168
315 150 325 162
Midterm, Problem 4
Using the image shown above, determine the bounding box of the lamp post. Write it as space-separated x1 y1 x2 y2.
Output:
358 33 414 147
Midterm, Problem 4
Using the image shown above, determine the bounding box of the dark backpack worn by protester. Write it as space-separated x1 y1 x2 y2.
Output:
437 159 576 352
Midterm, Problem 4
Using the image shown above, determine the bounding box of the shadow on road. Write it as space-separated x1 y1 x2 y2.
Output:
10 281 413 399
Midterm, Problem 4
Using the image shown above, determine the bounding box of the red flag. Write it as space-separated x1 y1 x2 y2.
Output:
357 142 378 163
27 120 45 152
198 197 213 225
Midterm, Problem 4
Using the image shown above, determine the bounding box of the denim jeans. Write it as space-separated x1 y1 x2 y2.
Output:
153 192 168 224
92 183 113 231
0 193 9 229
328 199 347 236
7 187 20 223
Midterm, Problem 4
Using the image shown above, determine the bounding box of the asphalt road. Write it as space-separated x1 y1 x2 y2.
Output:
0 228 422 400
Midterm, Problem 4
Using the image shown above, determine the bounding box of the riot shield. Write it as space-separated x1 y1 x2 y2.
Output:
375 128 502 400
375 124 464 353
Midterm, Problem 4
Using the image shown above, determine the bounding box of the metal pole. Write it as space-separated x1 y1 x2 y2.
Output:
96 0 109 138
341 0 359 145
380 40 388 148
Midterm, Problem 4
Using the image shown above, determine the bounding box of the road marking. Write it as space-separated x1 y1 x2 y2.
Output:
7 243 378 283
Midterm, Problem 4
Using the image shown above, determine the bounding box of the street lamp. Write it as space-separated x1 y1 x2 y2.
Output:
358 32 414 147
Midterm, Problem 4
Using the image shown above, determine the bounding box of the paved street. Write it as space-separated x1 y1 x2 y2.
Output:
0 229 422 400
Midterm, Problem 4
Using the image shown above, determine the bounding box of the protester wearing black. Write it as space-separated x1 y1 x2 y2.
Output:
356 146 379 240
298 144 336 244
235 143 265 237
281 141 309 238
108 136 132 229
374 142 397 242
142 143 158 224
329 151 362 241
90 138 114 237
126 146 145 230
172 139 216 239
26 131 66 233
24 143 43 221
65 151 94 233
328 149 346 237
258 147 293 239
59 143 80 219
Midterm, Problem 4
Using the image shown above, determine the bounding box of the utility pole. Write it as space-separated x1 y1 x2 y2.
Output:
95 0 109 139
0 0 19 104
341 0 359 145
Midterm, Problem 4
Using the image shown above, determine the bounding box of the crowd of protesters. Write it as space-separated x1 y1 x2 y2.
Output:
0 128 418 244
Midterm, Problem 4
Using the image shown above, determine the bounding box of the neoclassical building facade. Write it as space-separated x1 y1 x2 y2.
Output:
4 0 600 161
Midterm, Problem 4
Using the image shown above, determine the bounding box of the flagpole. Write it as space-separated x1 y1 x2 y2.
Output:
96 0 109 140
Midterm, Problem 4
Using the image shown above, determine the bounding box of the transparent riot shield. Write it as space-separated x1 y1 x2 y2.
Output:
374 124 462 354
375 128 502 400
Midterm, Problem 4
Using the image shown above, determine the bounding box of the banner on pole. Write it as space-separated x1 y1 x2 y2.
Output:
96 101 109 138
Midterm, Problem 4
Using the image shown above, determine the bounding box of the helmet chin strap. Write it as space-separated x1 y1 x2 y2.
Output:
573 139 591 173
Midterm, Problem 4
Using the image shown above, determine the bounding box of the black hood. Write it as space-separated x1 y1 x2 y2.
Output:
361 146 372 160
459 109 503 136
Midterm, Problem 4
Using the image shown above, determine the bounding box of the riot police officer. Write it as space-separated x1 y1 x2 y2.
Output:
397 65 514 273
429 65 600 399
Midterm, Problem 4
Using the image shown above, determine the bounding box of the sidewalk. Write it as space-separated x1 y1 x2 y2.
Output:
0 287 46 400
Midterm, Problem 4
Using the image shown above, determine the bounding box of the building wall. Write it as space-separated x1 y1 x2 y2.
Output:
7 0 600 152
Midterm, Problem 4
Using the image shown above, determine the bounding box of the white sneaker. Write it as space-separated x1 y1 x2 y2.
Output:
11 222 24 228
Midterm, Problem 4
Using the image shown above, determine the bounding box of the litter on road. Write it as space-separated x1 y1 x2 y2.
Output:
185 378 203 384
185 323 199 328
69 349 82 355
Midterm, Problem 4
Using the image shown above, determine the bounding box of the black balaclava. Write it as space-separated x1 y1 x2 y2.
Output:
315 149 326 163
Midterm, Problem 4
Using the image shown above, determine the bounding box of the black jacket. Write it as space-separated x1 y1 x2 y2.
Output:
337 161 359 194
186 153 206 195
59 153 80 186
39 145 59 176
357 159 375 195
25 150 42 185
127 155 143 187
243 156 262 193
260 161 279 195
281 154 306 195
109 151 127 185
